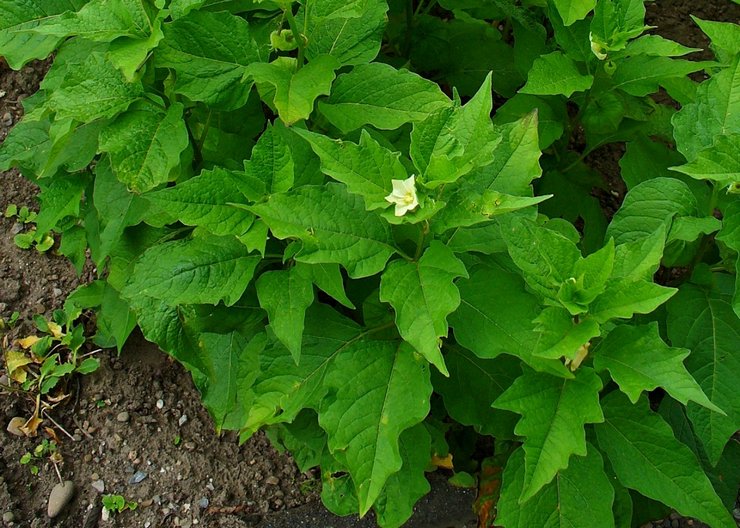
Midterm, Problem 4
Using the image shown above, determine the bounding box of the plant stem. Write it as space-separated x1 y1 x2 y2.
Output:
414 221 430 260
284 8 306 69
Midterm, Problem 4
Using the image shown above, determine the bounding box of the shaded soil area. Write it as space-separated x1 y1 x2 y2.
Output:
2 2 740 528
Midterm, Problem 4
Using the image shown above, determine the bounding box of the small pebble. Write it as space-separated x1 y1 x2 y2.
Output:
178 414 188 426
48 480 76 518
0 374 8 387
129 470 148 485
52 288 63 297
198 497 209 509
10 222 23 235
156 399 164 409
116 411 130 423
6 416 25 436
91 480 105 494
265 476 280 486
2 511 15 523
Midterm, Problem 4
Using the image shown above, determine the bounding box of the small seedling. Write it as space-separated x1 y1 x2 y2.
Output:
19 439 58 476
0 311 20 331
4 204 37 224
102 494 138 515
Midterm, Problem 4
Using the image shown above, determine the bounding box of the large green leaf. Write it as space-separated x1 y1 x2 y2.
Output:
318 63 451 133
667 279 740 465
46 52 143 122
99 102 189 193
433 346 519 438
588 278 676 323
670 134 740 188
493 367 604 502
611 56 706 97
242 304 363 436
31 0 151 41
250 183 396 278
379 242 468 375
244 123 294 195
520 51 593 96
410 73 501 187
155 10 264 109
256 267 314 363
297 0 388 66
595 392 735 528
373 424 431 528
247 55 340 125
294 128 407 211
122 236 260 306
34 172 89 234
593 323 720 412
145 167 254 237
497 445 615 528
319 340 432 515
0 0 87 68
672 56 740 161
551 0 596 26
449 258 571 377
606 178 697 245
716 201 740 317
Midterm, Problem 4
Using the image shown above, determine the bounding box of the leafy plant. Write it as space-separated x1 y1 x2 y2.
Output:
5 203 55 252
0 0 738 527
19 439 60 476
101 494 138 515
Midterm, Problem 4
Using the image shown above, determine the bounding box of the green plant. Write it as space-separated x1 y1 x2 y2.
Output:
101 494 138 515
5 203 55 252
19 439 60 476
3 309 100 435
0 1 738 527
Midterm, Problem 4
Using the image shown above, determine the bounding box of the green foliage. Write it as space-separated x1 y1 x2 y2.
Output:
1 0 738 526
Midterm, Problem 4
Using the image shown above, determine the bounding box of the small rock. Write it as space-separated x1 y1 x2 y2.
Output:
10 222 23 235
197 497 209 509
733 508 740 521
183 441 196 451
83 454 92 463
265 476 280 486
0 374 8 387
178 414 188 426
52 288 63 297
156 399 164 409
6 416 25 437
116 411 130 423
2 511 15 523
48 480 76 518
129 470 148 485
91 480 105 494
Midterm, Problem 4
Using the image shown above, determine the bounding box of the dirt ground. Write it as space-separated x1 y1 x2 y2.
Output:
2 2 739 527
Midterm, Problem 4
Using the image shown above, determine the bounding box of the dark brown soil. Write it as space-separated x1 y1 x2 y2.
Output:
1 2 739 528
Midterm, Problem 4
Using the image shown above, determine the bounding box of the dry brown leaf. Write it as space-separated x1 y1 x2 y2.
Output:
431 453 454 470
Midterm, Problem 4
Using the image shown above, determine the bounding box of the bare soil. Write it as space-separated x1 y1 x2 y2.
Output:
2 2 739 528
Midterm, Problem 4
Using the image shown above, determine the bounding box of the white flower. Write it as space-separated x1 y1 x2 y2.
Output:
385 175 419 216
589 32 607 60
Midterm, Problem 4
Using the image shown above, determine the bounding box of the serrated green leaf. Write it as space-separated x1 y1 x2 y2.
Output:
247 55 340 125
450 258 572 377
668 216 722 243
433 346 519 438
320 340 432 515
35 172 89 234
494 95 566 149
198 331 260 432
294 128 406 211
594 323 720 412
297 0 388 66
250 183 396 278
493 367 604 502
691 17 740 64
611 225 666 281
606 178 698 245
502 218 581 300
612 55 707 97
31 0 152 41
667 280 740 465
410 73 501 187
590 0 646 53
595 391 735 528
155 10 264 109
373 424 431 528
670 134 740 188
256 267 314 363
146 167 255 237
318 63 451 133
497 445 615 528
242 304 363 436
672 56 740 161
295 263 354 309
532 307 600 361
379 242 468 375
589 278 676 323
551 0 596 26
0 0 87 69
244 123 294 195
520 51 593 96
46 52 144 122
123 236 260 306
99 102 189 193
93 156 149 262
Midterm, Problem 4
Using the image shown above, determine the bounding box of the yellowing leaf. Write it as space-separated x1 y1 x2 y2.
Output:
432 453 454 470
5 350 32 383
18 335 41 349
47 321 64 338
